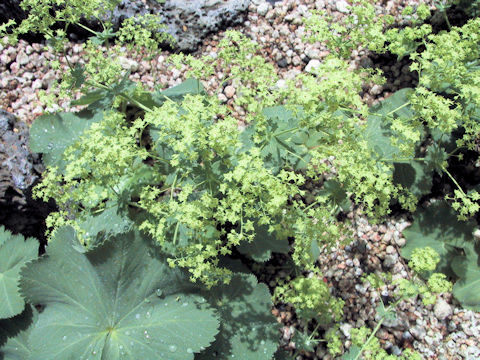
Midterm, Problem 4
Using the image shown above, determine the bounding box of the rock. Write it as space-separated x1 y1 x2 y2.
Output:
6 0 249 52
118 56 139 72
224 85 236 98
31 79 43 90
386 245 395 254
305 59 321 73
0 110 40 192
473 228 480 240
16 51 29 66
150 0 251 51
277 58 288 68
394 233 406 247
370 84 383 96
292 55 302 66
0 109 52 242
336 0 351 13
257 2 270 16
434 299 453 321
340 323 352 338
383 254 398 268
42 70 57 89
274 79 287 89
409 325 426 340
305 47 320 59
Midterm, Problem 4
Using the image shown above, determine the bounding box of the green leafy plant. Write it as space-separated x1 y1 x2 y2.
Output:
19 227 219 359
0 227 38 319
402 201 479 310
1 0 480 358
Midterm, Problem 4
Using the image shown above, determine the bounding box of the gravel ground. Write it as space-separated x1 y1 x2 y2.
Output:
1 0 479 359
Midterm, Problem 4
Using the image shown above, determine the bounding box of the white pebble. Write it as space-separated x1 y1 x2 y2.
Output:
224 85 235 98
257 3 270 16
336 0 351 13
434 299 452 321
305 59 321 73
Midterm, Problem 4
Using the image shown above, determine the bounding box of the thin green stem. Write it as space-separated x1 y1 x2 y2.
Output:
379 157 425 163
148 154 170 165
127 201 143 209
386 101 410 116
367 101 411 118
304 200 320 212
84 80 153 113
170 172 178 201
308 323 322 341
274 126 299 137
120 93 153 113
172 221 180 245
442 10 452 30
75 22 99 36
353 314 387 360
447 146 466 157
442 165 466 196
283 147 307 164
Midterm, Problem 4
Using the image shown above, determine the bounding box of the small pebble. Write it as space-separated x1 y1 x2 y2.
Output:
224 85 236 98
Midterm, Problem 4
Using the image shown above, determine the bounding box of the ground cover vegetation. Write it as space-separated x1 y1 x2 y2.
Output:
0 0 479 358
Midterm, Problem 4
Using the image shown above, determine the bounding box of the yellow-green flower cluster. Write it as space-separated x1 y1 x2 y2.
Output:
274 274 344 325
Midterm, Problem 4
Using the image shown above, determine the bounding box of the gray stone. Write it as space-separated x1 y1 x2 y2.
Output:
434 299 452 321
5 0 250 52
305 59 321 73
0 110 42 193
383 254 398 268
409 325 426 340
336 0 351 13
370 84 383 96
160 0 250 51
118 56 139 72
340 323 352 338
257 2 270 16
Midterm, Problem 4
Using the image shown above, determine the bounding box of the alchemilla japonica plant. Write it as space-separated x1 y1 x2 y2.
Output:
1 0 479 358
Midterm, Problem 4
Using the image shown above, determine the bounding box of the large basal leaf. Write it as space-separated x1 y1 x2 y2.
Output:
240 105 316 173
196 274 279 360
364 88 415 160
29 109 103 172
72 72 136 111
20 228 219 360
76 203 133 244
451 243 480 311
0 305 34 359
317 179 352 212
393 160 433 198
0 227 38 319
342 345 362 360
155 78 204 101
236 224 289 262
401 201 476 275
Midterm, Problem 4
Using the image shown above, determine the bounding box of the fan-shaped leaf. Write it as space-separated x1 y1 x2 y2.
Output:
157 78 204 100
393 161 433 198
401 201 475 275
451 243 480 311
0 227 38 319
196 274 279 360
29 110 103 172
364 88 415 160
237 224 289 262
0 305 34 359
20 228 219 360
